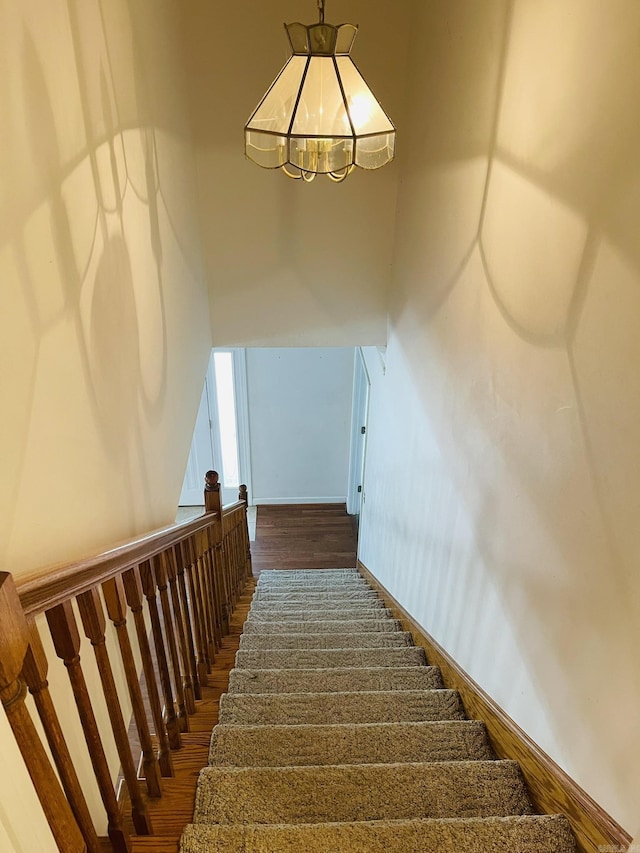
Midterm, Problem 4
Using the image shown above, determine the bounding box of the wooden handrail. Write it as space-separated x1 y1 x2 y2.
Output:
17 513 219 617
17 499 245 618
1 472 253 853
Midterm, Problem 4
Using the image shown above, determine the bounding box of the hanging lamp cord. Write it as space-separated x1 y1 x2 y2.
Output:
318 0 325 23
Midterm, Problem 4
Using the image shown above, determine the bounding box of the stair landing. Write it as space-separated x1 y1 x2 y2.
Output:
250 504 357 572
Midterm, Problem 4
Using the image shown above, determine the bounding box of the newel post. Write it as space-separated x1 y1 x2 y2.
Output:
204 470 223 566
204 471 229 627
239 484 253 580
204 470 222 515
0 573 86 853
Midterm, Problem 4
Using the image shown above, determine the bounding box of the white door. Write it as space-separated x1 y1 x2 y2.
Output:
347 348 370 524
179 379 215 505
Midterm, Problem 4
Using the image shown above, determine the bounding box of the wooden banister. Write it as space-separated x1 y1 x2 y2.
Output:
17 513 220 617
1 470 253 852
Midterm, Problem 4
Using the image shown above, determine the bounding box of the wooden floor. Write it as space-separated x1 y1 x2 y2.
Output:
250 504 358 572
118 580 256 853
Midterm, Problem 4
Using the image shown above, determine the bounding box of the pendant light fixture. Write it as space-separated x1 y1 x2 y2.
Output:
244 0 396 183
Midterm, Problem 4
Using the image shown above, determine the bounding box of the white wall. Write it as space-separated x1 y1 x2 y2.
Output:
247 348 354 503
358 0 640 835
183 0 413 348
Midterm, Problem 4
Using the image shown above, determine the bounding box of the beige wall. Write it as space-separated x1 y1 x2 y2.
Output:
184 0 412 348
359 0 640 834
0 0 211 578
0 0 211 848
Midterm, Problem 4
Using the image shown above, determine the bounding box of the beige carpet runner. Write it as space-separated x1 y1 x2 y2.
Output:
180 569 576 852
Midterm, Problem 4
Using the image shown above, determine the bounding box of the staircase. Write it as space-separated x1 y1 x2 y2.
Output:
180 569 576 852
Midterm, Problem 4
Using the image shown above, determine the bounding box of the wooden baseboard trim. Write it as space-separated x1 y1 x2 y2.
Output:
358 560 631 853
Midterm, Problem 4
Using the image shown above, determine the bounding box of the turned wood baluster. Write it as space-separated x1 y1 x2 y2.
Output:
194 530 217 660
239 484 253 580
172 543 201 700
224 521 235 605
76 588 153 836
179 538 209 685
196 528 216 650
206 526 224 647
46 600 131 853
0 575 86 853
139 560 182 751
102 576 162 799
122 567 174 776
152 553 189 732
200 529 220 650
213 533 230 636
165 548 196 714
227 522 238 608
222 533 232 632
188 533 214 661
233 522 242 598
22 623 100 853
212 526 227 642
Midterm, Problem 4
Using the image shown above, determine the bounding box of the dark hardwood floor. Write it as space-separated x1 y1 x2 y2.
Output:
250 503 358 573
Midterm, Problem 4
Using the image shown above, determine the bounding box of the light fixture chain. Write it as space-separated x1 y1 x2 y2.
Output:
318 0 325 24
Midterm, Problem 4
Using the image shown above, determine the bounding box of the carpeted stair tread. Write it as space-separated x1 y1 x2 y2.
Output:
253 590 380 602
248 598 386 611
209 720 493 766
256 575 368 586
181 815 575 853
218 689 465 726
228 666 443 694
193 760 533 824
258 569 361 579
235 646 427 670
246 607 395 621
254 583 370 594
239 631 414 650
256 583 370 593
242 618 404 634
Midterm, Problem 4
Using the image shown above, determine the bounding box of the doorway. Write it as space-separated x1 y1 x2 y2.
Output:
179 348 251 507
346 347 370 528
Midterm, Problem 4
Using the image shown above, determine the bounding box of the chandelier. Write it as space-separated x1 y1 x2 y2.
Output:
244 0 396 183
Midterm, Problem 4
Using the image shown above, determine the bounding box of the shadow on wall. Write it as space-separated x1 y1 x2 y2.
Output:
382 0 640 828
0 0 208 574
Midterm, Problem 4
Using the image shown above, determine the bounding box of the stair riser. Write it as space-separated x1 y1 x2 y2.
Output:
227 666 444 694
209 720 493 767
257 582 363 589
248 599 386 611
193 761 532 825
242 618 403 634
253 592 380 602
239 632 414 650
245 608 395 621
234 647 427 669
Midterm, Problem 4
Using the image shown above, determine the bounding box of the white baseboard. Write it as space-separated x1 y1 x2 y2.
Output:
252 496 347 506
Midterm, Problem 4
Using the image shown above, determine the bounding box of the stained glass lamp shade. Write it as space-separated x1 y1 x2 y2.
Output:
244 3 396 183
